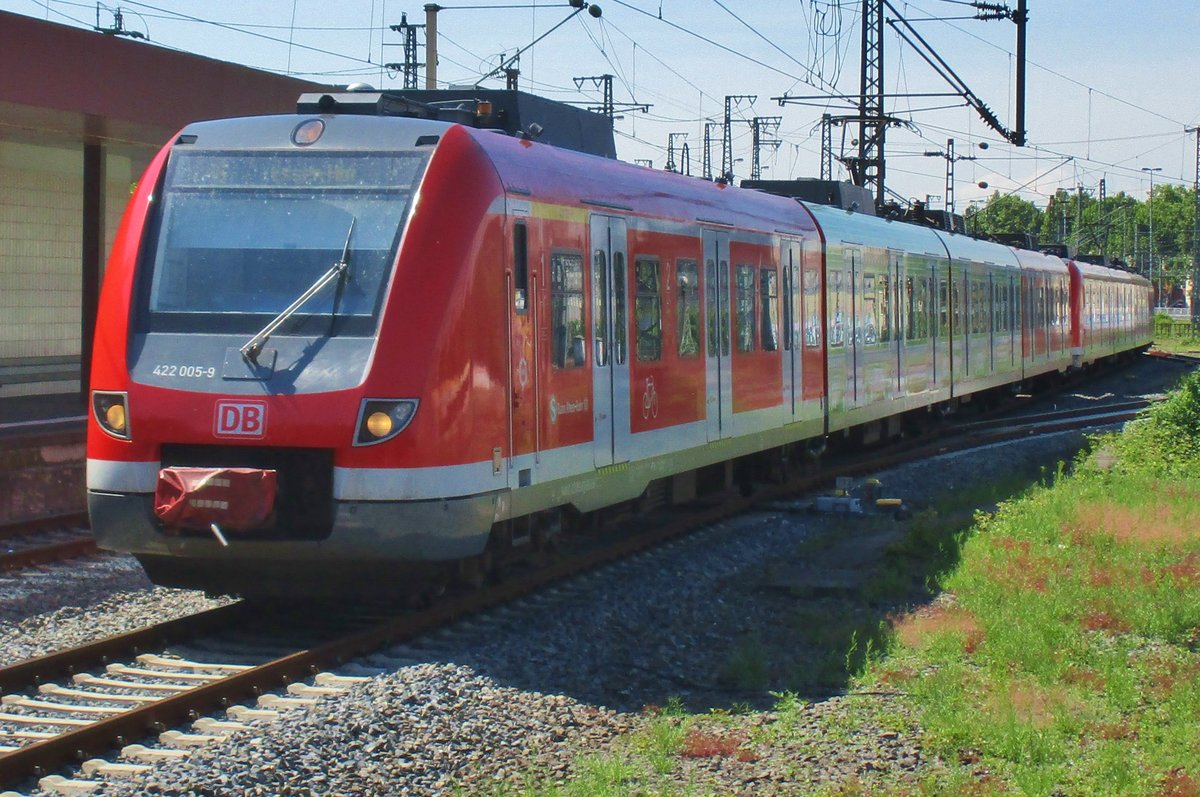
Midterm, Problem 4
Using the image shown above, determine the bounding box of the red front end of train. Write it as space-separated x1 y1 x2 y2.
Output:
88 109 533 594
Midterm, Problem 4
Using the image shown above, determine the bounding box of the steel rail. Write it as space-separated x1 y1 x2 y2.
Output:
0 538 98 573
949 398 1152 434
0 514 89 542
0 604 246 699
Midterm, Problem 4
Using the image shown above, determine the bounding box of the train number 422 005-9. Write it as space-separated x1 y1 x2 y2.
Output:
152 364 217 378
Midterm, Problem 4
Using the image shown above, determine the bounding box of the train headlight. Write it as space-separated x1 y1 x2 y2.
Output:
366 412 393 438
354 399 418 446
92 391 131 440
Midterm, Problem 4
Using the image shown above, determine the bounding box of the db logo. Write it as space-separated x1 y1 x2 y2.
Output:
214 400 267 439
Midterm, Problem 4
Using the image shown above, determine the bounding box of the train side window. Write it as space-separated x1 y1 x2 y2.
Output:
878 273 891 344
905 277 916 341
635 256 662 362
760 267 779 352
735 265 756 353
971 279 985 334
1009 281 1017 332
1000 282 1009 333
952 278 963 336
705 258 718 358
512 222 529 313
677 259 700 357
936 277 945 336
550 251 585 368
593 249 609 367
829 270 845 348
803 264 821 348
862 273 877 345
613 251 627 365
781 254 793 352
990 280 999 333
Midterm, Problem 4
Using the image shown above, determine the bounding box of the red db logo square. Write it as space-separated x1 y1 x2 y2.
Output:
214 400 267 439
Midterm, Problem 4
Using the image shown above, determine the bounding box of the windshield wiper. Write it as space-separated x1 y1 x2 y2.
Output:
241 217 355 364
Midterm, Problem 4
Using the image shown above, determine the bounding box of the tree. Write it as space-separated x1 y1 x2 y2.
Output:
965 191 1041 237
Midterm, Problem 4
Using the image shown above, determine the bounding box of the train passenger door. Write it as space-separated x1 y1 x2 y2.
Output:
703 229 732 440
781 239 802 418
590 215 631 468
506 212 536 479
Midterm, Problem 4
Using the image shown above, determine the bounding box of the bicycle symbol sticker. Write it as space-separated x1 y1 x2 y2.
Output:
642 377 658 419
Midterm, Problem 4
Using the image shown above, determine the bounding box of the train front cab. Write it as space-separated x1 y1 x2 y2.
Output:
86 114 527 596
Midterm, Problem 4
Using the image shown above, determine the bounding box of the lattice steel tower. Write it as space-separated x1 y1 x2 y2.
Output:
843 0 887 206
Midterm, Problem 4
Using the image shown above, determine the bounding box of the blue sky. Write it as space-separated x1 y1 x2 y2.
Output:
8 0 1198 209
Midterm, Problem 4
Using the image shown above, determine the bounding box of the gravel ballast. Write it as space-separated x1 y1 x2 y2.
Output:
0 556 231 666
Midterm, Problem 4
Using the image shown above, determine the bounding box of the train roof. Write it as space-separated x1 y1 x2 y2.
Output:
800 200 945 255
464 124 823 237
1010 246 1070 274
297 88 616 159
1070 259 1151 285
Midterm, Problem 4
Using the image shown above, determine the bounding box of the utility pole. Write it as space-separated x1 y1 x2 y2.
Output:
386 13 425 89
820 113 833 181
922 138 982 227
424 4 440 89
849 0 886 204
576 74 614 117
749 117 782 181
667 133 688 173
1075 184 1084 251
703 121 719 181
1188 126 1200 323
1143 166 1162 307
573 75 650 119
722 94 756 182
1098 177 1109 261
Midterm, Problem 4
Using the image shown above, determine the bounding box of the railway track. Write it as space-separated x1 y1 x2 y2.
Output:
0 391 1161 795
948 398 1152 436
0 518 95 575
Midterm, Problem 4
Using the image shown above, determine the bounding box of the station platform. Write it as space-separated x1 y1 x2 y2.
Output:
0 393 86 527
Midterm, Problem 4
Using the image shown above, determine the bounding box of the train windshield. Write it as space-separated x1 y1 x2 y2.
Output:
136 149 427 336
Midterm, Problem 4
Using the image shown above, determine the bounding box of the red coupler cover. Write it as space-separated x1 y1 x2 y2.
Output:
154 467 277 530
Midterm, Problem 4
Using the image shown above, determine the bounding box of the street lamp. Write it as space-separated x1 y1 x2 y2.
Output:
1142 166 1162 307
924 139 989 229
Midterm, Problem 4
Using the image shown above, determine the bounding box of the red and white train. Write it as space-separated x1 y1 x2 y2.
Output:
87 90 1152 597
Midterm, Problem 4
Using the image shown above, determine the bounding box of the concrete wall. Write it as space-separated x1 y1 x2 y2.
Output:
0 140 150 399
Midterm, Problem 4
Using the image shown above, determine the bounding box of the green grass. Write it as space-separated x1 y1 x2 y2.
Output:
870 369 1200 795
1152 327 1200 356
